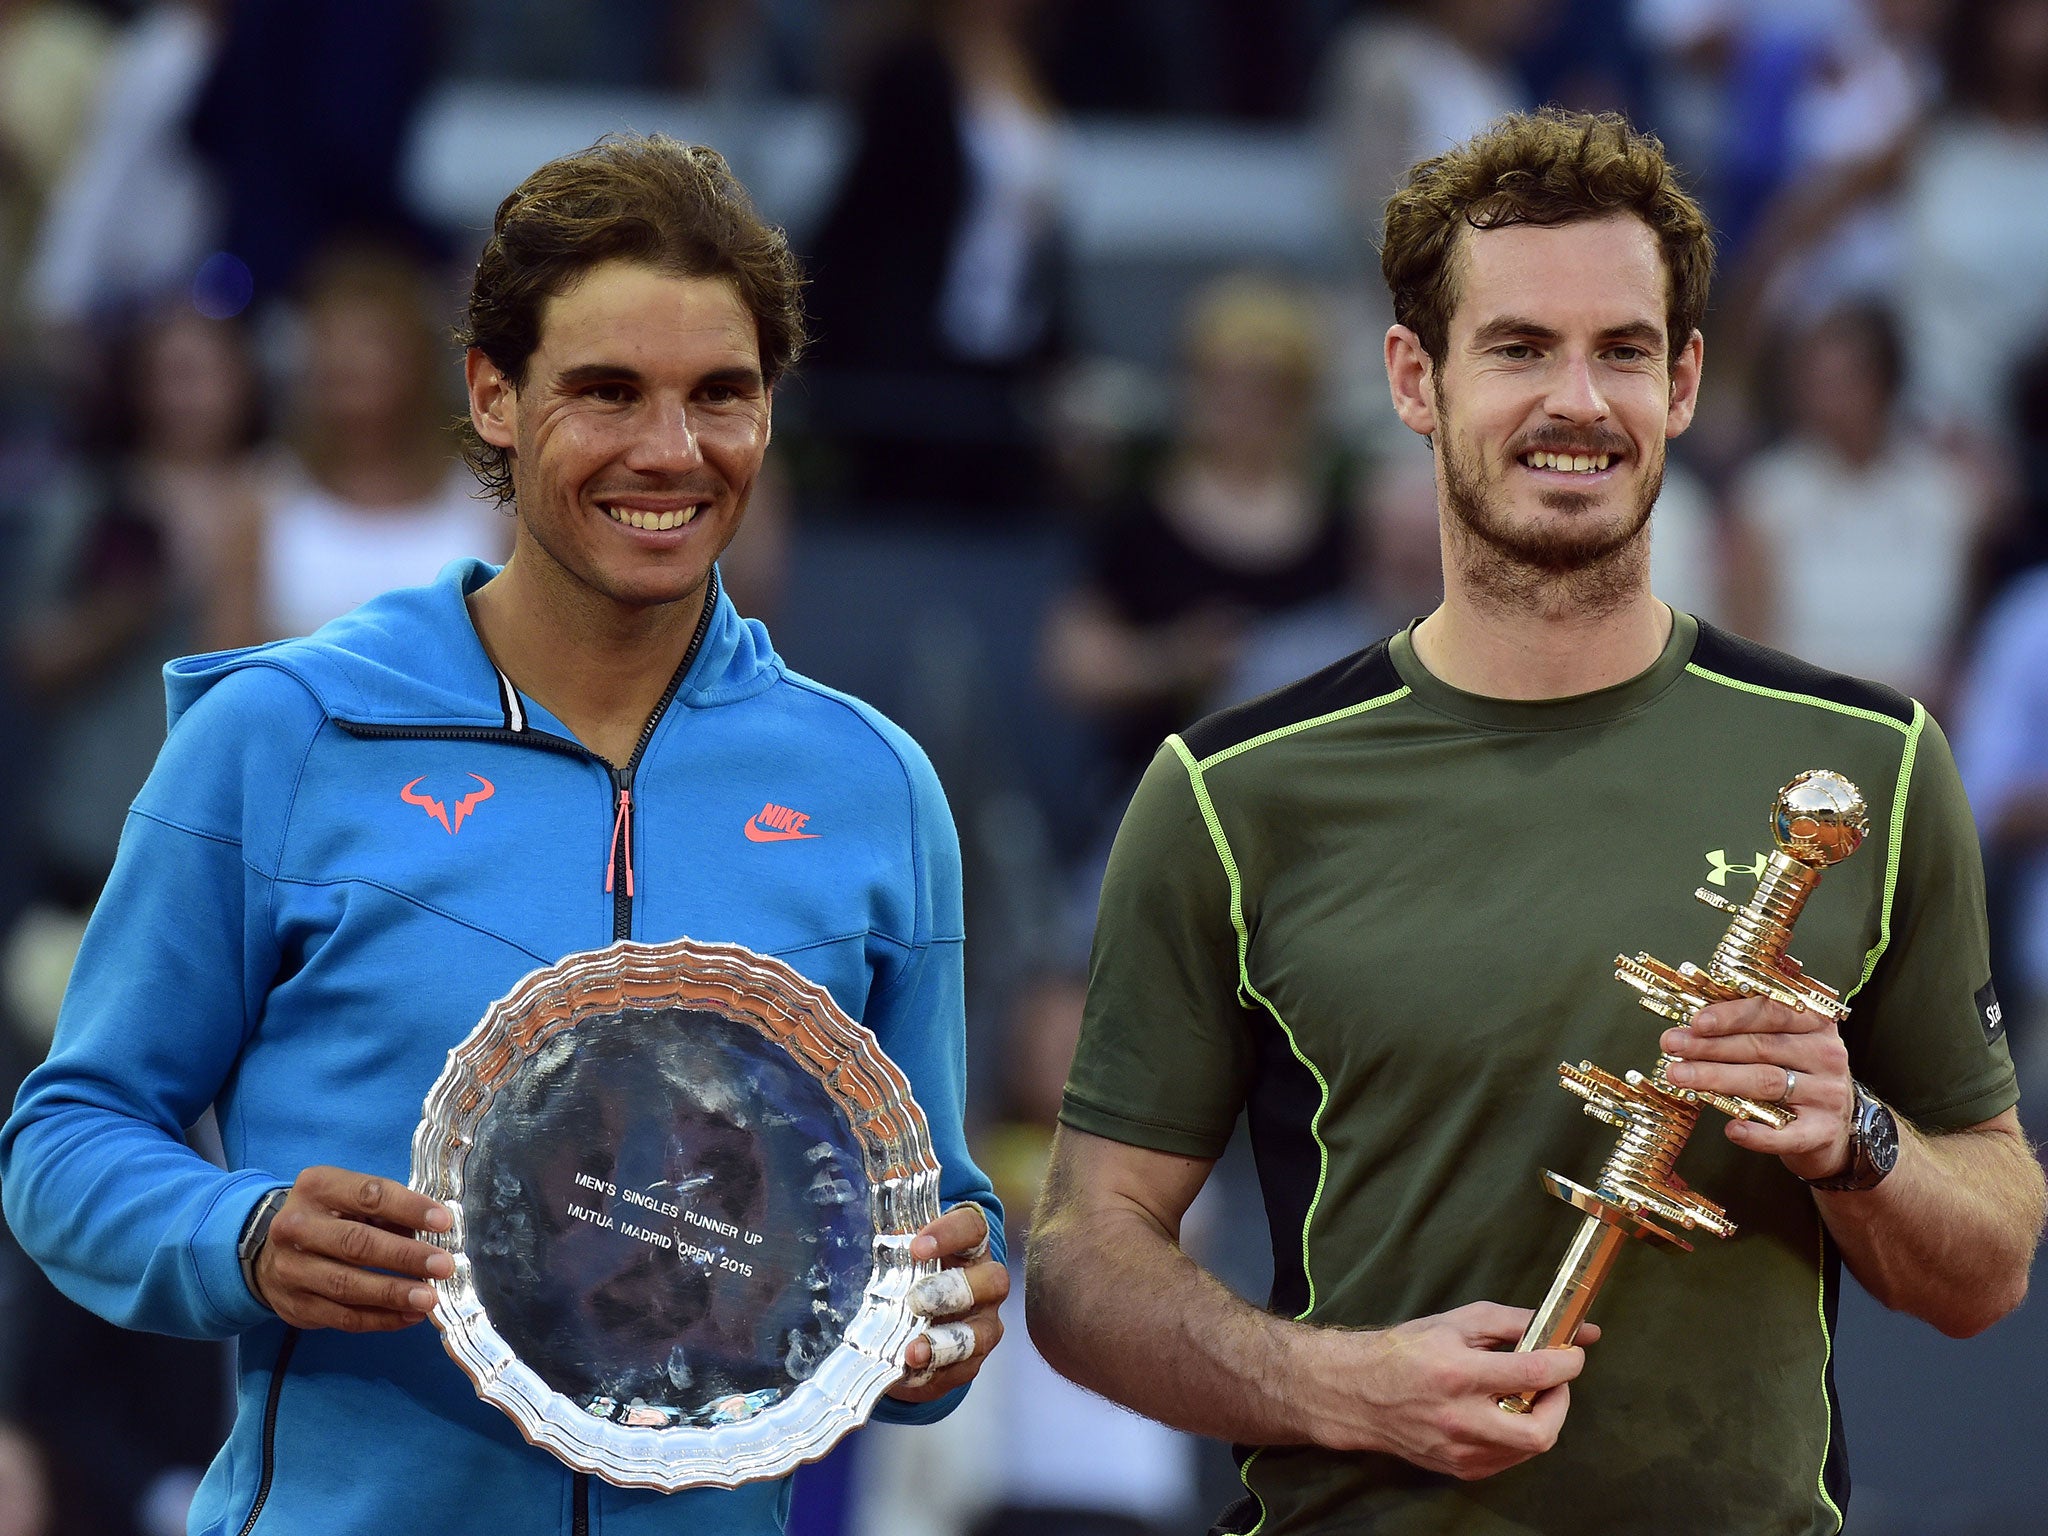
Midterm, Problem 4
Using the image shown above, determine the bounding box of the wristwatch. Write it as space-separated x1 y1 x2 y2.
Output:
1803 1081 1900 1192
237 1186 292 1303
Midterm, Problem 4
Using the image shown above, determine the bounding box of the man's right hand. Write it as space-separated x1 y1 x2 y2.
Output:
252 1166 454 1332
1028 1131 1596 1475
1296 1302 1597 1480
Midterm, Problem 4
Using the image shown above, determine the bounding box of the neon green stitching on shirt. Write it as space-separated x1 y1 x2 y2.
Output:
1169 735 1333 1302
1236 1447 1270 1536
1196 686 1412 771
1814 1228 1846 1532
1170 732 1336 1536
1846 700 1923 1002
1682 663 1911 735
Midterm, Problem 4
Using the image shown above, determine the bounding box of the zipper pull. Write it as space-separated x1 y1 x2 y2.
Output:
605 786 635 897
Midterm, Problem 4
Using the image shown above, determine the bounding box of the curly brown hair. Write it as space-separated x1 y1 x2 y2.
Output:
1380 109 1714 374
457 134 807 504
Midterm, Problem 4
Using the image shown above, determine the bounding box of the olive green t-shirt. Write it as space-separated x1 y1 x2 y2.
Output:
1061 614 2018 1536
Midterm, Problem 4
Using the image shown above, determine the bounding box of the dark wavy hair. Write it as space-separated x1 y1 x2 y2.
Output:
456 134 807 504
1380 109 1715 374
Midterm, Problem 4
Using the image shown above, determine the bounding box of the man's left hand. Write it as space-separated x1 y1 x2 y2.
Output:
887 1203 1007 1403
1661 995 1854 1182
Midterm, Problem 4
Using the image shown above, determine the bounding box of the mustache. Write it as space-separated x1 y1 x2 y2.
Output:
588 479 720 500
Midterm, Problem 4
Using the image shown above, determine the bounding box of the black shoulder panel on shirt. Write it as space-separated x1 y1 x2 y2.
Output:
1689 621 1916 727
1179 640 1403 761
1245 1007 1326 1322
1818 1237 1852 1516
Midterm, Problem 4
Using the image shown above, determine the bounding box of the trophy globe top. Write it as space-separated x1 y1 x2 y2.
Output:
1772 770 1868 866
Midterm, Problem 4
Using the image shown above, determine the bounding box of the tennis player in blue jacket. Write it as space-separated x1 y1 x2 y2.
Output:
1 135 1004 1534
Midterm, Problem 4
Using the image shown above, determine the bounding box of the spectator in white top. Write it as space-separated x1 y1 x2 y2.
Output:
1900 0 2048 433
24 1 223 332
1728 300 1987 703
1317 0 1548 447
258 244 503 638
0 0 111 337
1718 0 1949 345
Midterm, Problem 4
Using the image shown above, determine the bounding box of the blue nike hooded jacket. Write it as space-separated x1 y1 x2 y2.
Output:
0 559 1001 1535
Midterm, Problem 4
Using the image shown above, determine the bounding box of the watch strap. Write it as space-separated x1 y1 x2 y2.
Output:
237 1186 292 1304
1803 1082 1895 1192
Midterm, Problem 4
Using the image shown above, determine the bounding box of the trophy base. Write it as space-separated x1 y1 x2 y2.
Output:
1541 1172 1692 1252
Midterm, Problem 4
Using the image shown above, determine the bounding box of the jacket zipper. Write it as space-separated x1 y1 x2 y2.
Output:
604 786 635 899
237 1328 299 1536
573 583 713 1536
343 574 716 1536
603 568 712 943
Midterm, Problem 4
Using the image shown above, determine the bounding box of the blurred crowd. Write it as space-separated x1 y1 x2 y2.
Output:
3 1 2048 1533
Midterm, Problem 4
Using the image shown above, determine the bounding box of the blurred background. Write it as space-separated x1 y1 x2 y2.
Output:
0 0 2046 1532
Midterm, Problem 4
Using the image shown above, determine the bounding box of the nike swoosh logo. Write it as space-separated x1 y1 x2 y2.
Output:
745 817 818 842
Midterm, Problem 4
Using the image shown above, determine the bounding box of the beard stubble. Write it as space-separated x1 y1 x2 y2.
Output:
1435 396 1663 621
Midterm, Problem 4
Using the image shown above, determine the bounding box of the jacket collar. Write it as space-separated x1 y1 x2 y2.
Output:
165 559 779 733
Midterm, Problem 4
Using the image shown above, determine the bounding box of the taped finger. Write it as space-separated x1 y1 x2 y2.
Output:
909 1268 977 1318
942 1202 993 1262
923 1320 978 1371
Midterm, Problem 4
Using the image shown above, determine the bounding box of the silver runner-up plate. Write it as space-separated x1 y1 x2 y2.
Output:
410 938 942 1491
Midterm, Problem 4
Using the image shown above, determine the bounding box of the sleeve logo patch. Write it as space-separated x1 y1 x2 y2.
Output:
1976 979 2005 1045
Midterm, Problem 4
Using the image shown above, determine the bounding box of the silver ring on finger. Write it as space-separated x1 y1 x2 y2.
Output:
1779 1067 1797 1105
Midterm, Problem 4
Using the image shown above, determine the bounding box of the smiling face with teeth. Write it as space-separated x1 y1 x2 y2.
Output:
1386 214 1703 602
466 260 771 625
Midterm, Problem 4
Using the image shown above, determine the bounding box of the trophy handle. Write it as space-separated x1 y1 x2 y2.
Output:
1497 1213 1628 1414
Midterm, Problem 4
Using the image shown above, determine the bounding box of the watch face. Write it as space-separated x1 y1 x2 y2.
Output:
1864 1099 1901 1175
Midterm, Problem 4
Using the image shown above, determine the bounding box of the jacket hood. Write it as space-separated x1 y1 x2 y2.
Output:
164 559 780 733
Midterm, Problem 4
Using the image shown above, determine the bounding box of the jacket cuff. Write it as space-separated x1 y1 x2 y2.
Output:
195 1175 292 1333
869 1381 971 1425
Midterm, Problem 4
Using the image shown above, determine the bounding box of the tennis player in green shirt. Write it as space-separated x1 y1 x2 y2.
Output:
1026 108 2045 1536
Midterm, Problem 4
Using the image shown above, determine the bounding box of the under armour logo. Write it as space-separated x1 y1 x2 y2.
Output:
1705 849 1767 887
401 774 495 835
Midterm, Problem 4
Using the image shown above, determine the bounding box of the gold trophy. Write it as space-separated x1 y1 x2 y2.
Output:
1497 769 1868 1414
